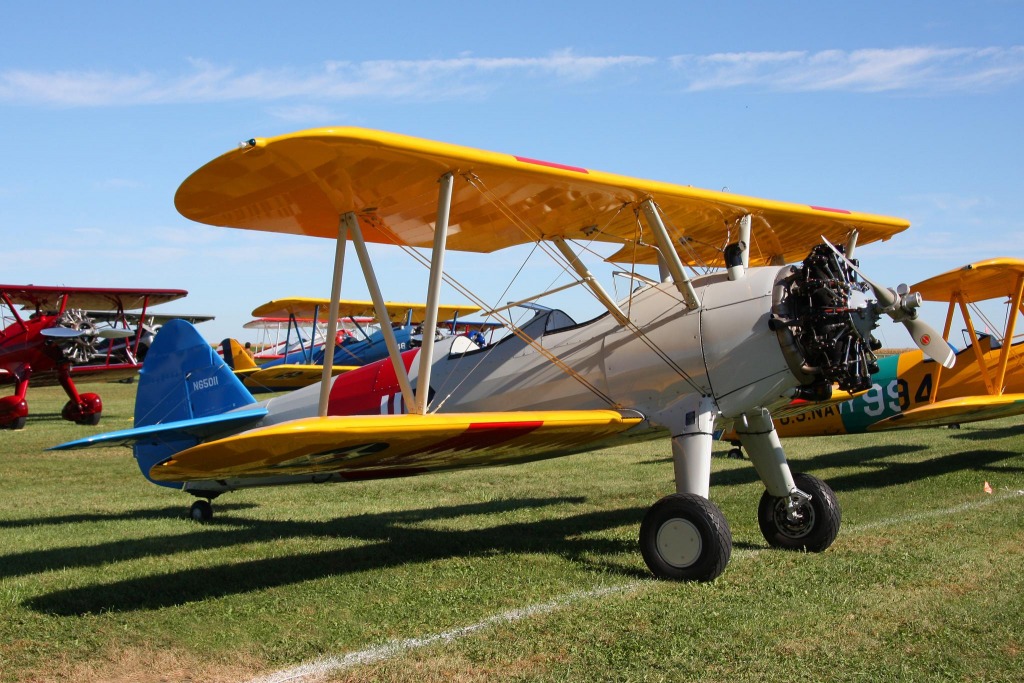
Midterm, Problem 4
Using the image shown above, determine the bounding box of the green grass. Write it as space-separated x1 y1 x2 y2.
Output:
1 382 1022 682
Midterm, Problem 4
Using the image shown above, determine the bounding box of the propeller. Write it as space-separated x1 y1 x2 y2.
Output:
41 327 136 340
822 238 955 369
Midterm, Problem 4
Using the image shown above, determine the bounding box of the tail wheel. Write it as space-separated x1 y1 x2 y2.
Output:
189 500 213 522
758 472 841 552
639 493 732 582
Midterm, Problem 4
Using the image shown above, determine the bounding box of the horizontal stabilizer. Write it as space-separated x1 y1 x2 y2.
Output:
49 408 269 451
869 394 1024 430
150 409 644 482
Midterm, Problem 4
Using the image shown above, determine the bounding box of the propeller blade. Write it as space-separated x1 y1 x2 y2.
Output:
821 238 896 307
98 328 136 339
905 317 956 369
820 237 956 368
41 327 86 338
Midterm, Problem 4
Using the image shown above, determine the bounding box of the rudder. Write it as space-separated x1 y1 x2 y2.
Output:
220 337 258 371
133 320 259 487
136 321 257 427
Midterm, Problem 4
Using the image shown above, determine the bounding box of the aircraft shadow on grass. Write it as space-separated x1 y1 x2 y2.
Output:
20 495 746 616
0 504 258 530
948 423 1024 443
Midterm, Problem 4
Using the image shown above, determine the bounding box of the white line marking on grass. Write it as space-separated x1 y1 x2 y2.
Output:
850 489 1024 532
246 490 1024 683
246 583 645 683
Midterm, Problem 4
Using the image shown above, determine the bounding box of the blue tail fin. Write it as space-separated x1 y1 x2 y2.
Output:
132 320 258 487
50 320 265 488
136 320 257 426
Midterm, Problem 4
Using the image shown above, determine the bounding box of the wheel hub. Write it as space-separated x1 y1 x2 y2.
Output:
773 497 816 539
656 518 703 568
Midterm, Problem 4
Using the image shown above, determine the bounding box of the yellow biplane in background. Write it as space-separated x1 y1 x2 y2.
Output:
222 297 481 392
732 257 1023 450
57 127 955 582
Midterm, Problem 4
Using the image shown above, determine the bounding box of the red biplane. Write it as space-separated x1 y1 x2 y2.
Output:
0 285 187 429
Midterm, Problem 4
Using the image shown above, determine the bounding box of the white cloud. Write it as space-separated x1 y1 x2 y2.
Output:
671 46 1024 93
0 51 654 107
4 47 1019 108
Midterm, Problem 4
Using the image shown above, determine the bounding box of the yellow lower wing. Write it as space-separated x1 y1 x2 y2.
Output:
868 394 1024 430
151 410 643 481
236 364 359 391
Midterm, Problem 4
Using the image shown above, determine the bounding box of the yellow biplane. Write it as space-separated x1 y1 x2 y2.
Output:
223 297 481 392
766 257 1024 440
56 127 954 582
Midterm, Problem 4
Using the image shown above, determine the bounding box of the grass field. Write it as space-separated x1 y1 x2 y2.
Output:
1 381 1022 682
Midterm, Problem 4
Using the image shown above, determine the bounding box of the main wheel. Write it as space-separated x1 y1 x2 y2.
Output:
189 500 213 522
758 472 840 552
77 412 102 426
639 493 732 582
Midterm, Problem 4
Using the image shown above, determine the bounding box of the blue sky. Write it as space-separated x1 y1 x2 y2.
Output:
2 1 1022 346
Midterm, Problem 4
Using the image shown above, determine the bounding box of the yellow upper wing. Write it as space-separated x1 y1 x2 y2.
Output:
174 127 909 267
251 297 481 324
150 410 644 481
911 257 1024 303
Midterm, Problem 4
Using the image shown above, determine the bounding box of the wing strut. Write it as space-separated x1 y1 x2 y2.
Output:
639 199 700 309
317 214 350 417
956 292 997 395
551 237 628 325
930 297 958 404
995 271 1024 394
349 213 420 413
415 172 454 414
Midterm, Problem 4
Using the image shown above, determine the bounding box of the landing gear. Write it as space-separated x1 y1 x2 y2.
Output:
189 499 213 522
640 493 732 582
1 371 30 429
726 446 744 459
0 396 28 429
61 393 102 425
2 415 27 430
757 472 840 552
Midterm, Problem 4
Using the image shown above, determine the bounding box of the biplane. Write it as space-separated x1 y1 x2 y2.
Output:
1 285 187 429
243 316 335 361
222 298 481 392
756 257 1024 443
55 127 954 582
86 311 214 365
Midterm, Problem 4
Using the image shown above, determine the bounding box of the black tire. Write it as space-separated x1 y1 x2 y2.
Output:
639 493 732 582
189 500 213 522
727 447 744 459
758 472 840 552
77 412 101 426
